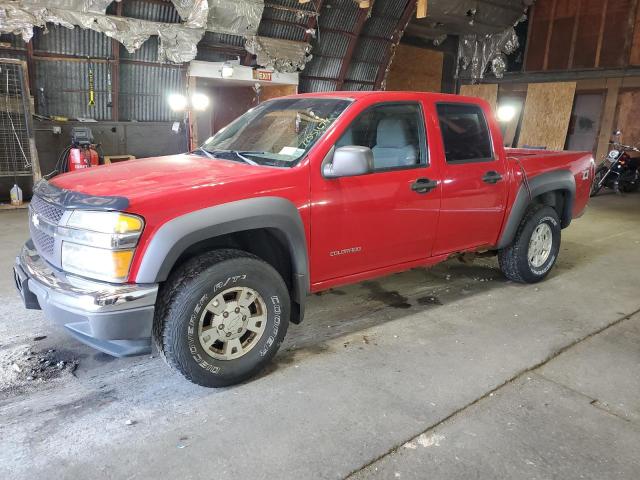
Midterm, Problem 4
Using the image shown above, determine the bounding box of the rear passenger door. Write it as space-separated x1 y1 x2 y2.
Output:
309 101 441 284
431 102 509 255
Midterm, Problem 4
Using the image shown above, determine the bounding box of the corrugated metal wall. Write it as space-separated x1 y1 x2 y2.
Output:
297 0 412 92
0 1 187 122
0 0 417 115
119 63 185 121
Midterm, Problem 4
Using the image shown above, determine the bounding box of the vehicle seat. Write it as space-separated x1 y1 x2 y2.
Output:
336 127 355 147
372 118 417 169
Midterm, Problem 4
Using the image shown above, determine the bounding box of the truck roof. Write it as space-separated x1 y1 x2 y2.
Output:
281 90 484 104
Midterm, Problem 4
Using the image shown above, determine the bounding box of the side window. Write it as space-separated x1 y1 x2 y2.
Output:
336 103 426 170
436 103 493 163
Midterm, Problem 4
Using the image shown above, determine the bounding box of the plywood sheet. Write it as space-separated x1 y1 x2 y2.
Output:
261 84 297 102
385 44 443 92
518 82 577 150
460 84 498 112
614 90 640 146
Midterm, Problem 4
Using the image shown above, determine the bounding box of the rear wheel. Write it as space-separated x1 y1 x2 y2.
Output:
498 205 561 284
154 249 290 387
620 178 640 193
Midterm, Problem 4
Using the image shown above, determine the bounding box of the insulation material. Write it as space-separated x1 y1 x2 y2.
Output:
206 0 264 36
0 1 205 63
169 0 210 29
245 36 312 73
518 82 577 151
20 0 113 14
456 27 519 80
459 84 498 112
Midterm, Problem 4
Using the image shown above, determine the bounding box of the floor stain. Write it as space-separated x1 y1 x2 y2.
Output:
417 295 442 306
361 281 412 309
93 352 117 363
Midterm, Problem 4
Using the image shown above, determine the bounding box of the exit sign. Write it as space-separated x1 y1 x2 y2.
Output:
252 70 273 81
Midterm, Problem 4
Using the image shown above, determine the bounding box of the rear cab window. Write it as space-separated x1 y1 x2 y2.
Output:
436 103 494 163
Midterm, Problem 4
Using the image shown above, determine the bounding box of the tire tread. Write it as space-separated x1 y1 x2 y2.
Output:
498 204 550 283
153 249 263 384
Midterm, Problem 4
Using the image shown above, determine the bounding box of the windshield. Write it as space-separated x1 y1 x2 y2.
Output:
200 97 351 167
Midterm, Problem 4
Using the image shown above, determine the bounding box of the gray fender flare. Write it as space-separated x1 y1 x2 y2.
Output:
135 197 309 305
497 170 576 249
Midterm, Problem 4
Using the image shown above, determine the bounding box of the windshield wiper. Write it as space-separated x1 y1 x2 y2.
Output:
231 151 260 166
196 148 264 166
192 147 215 159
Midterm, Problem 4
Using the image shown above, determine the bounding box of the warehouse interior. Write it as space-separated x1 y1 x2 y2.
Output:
1 1 639 479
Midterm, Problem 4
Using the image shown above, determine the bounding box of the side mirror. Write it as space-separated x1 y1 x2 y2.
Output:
323 146 373 178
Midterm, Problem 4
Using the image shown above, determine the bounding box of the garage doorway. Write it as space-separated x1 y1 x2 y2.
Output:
565 92 605 154
188 61 298 146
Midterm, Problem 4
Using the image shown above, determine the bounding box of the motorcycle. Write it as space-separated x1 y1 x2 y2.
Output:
590 131 640 196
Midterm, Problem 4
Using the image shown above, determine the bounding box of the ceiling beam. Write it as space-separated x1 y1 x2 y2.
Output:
335 4 371 90
374 0 417 89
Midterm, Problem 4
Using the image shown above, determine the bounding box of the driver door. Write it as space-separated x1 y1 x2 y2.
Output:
309 100 441 286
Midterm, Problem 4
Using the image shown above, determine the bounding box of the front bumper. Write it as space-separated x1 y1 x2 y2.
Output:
14 241 158 357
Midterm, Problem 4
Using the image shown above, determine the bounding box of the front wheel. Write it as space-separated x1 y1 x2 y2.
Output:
498 205 561 283
590 167 607 196
154 249 290 387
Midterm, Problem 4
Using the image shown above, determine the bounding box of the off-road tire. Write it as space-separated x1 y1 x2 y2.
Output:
153 249 290 387
498 205 561 284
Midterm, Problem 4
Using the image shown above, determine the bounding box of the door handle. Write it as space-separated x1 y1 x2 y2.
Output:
411 178 438 194
482 171 503 184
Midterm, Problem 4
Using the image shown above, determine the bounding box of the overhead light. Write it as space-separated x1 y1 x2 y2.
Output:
191 93 210 111
221 63 234 78
168 93 187 112
497 104 517 123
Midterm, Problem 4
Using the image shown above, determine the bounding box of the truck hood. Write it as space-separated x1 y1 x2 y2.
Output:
50 154 278 203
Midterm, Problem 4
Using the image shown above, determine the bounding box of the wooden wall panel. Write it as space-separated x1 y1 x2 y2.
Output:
614 89 640 145
526 0 640 71
630 3 640 64
595 78 623 159
518 82 577 150
261 84 297 102
525 1 554 71
459 84 498 112
600 0 634 67
386 44 443 92
547 0 578 70
572 0 605 69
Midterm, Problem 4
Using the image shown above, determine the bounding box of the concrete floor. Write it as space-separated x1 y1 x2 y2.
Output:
1 193 639 479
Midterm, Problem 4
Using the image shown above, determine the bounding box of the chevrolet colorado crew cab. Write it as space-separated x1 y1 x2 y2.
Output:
14 92 594 387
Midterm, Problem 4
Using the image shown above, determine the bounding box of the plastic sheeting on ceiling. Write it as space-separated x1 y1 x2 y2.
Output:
0 0 266 64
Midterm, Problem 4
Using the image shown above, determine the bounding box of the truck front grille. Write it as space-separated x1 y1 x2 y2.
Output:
32 226 55 256
30 194 65 224
29 194 65 261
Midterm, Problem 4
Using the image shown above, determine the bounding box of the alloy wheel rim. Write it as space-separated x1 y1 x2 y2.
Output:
197 286 267 360
528 223 553 268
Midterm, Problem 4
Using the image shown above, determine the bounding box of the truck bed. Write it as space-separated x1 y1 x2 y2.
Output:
506 148 594 220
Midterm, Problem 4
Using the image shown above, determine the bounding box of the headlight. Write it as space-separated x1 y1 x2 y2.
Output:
60 211 144 283
62 243 135 282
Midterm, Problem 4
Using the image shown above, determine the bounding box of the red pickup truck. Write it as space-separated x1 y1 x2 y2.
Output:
14 92 594 387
